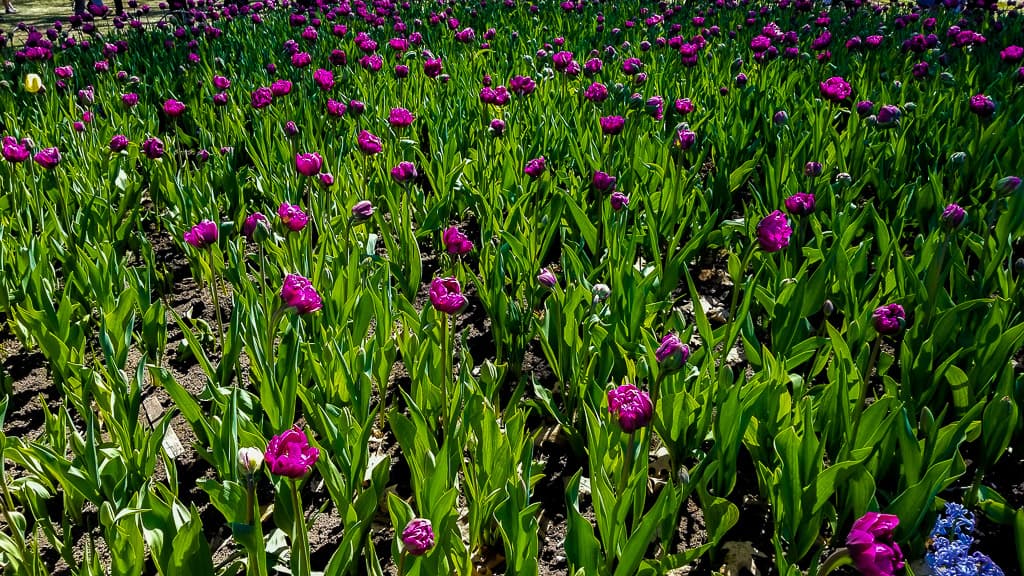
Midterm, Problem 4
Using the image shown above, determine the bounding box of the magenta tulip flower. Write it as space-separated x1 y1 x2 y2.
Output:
264 425 320 478
442 226 474 255
607 383 653 432
280 273 322 314
401 518 435 556
357 130 383 155
784 193 816 216
183 219 218 248
429 277 468 314
33 147 61 169
756 210 793 252
295 152 323 177
872 304 905 335
278 202 308 232
846 513 905 576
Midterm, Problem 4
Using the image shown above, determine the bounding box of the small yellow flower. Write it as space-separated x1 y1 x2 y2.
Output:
23 73 43 94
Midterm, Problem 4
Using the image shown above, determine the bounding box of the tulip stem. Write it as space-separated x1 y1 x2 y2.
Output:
618 431 636 499
853 337 882 441
289 478 310 576
442 313 452 439
398 551 407 576
210 264 225 357
815 547 851 576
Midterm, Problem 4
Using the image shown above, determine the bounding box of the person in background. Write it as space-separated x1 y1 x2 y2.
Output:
3 0 15 14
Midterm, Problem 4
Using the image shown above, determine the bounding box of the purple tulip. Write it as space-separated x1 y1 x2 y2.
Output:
804 162 823 177
600 115 625 136
270 79 292 97
510 75 536 96
251 86 274 109
351 200 374 220
326 99 347 118
141 137 164 160
264 425 320 478
357 130 383 155
941 203 966 228
784 193 816 216
295 152 323 177
846 513 905 576
401 518 435 556
163 98 186 117
183 219 218 248
655 333 690 369
243 212 269 240
2 137 31 163
430 277 468 314
489 119 506 137
33 147 61 169
109 134 130 152
607 383 653 432
968 94 995 117
610 191 630 211
313 68 334 91
756 210 792 252
423 57 443 78
278 202 309 232
442 226 474 255
318 173 334 188
212 75 230 89
1000 45 1023 63
284 121 300 137
593 171 617 192
674 98 695 115
856 100 874 116
280 274 323 314
819 76 852 102
537 268 557 288
675 128 696 150
773 110 789 125
388 108 415 128
524 157 546 179
877 105 901 125
391 161 417 183
995 176 1021 194
584 82 609 103
872 304 906 334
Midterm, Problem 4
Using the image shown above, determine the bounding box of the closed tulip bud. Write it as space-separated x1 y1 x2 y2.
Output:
835 172 852 185
773 110 788 125
1015 258 1024 273
351 200 374 221
995 176 1021 194
949 152 967 166
655 333 690 371
823 299 835 316
238 447 264 473
610 191 629 211
536 268 557 288
24 73 44 93
804 161 822 177
940 203 966 228
592 283 611 303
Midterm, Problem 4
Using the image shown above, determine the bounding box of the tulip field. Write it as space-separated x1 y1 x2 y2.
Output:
2 0 1024 574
